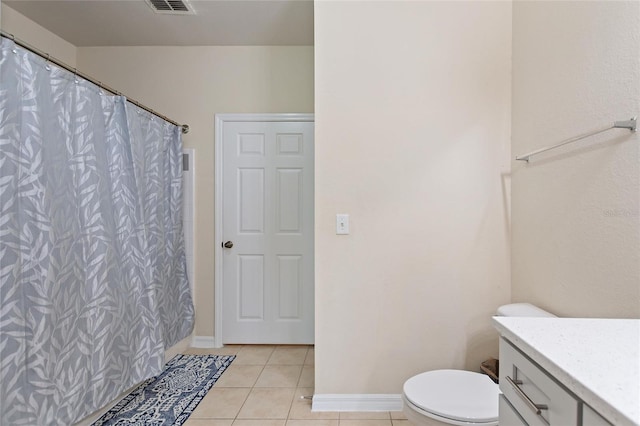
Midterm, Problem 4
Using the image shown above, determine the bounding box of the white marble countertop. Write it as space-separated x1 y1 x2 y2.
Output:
492 317 640 426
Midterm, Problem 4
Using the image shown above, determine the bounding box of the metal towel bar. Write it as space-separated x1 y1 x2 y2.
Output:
516 117 636 162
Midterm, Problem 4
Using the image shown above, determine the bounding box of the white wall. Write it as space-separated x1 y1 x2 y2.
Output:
0 3 76 66
511 1 640 318
314 1 512 395
77 46 315 337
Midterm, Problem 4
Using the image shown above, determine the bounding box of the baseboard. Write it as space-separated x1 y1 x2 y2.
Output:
191 336 217 348
312 394 403 412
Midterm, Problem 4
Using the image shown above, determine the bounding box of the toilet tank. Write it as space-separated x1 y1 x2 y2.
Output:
496 303 556 317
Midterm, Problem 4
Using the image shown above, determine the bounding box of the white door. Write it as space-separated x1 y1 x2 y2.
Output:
220 118 314 344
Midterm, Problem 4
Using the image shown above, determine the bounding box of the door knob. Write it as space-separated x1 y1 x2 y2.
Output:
223 241 234 248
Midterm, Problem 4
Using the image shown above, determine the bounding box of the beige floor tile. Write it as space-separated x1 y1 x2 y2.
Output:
184 419 233 426
389 412 407 420
183 346 406 426
297 365 314 388
190 387 251 419
234 345 276 365
255 365 303 387
288 388 339 420
214 365 264 388
236 387 296 419
232 420 286 426
304 348 315 366
339 412 391 420
268 346 309 365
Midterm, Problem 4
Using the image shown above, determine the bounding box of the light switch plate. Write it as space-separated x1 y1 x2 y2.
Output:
336 214 349 235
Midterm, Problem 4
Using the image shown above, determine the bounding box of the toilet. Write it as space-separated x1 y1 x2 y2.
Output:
402 303 555 426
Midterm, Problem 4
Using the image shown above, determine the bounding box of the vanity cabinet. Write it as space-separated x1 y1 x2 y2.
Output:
499 394 527 425
493 317 638 426
499 337 611 426
582 404 612 426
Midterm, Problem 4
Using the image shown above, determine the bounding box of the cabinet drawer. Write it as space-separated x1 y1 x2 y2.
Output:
500 394 529 425
499 338 578 426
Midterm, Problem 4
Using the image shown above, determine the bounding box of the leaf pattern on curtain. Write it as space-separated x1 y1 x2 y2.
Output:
0 37 195 425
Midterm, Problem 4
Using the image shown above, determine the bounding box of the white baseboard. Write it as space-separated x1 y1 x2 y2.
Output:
191 336 218 348
312 394 403 412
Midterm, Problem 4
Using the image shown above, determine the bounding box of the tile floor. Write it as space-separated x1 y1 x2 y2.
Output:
182 345 410 426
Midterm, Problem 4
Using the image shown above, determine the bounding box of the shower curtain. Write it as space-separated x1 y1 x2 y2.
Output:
0 38 195 425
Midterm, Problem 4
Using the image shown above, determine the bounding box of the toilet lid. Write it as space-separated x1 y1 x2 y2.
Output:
403 370 498 423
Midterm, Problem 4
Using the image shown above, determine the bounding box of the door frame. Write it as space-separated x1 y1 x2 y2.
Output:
214 113 315 348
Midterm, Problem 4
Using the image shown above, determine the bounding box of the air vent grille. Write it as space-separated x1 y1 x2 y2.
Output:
146 0 195 14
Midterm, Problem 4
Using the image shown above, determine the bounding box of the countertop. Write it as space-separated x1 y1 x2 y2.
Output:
492 317 640 426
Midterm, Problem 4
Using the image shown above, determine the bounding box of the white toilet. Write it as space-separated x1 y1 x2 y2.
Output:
402 303 555 426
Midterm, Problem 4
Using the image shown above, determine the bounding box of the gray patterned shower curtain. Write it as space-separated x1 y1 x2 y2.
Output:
0 37 195 425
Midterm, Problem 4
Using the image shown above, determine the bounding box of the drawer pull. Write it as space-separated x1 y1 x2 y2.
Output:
506 376 549 415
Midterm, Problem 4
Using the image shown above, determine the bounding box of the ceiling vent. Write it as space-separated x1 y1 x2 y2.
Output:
146 0 196 14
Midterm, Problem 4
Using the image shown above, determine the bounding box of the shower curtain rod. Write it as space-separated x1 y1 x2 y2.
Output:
1 31 190 134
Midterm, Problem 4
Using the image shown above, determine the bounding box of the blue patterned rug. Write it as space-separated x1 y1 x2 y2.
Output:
92 354 235 426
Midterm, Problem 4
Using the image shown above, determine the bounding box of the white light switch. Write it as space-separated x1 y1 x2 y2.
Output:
336 214 350 235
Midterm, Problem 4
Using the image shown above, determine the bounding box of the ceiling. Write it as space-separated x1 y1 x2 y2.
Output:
4 0 314 46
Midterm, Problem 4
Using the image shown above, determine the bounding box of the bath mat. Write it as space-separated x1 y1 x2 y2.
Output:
92 354 235 426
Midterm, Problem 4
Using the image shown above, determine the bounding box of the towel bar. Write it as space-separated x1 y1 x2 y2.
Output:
516 117 636 162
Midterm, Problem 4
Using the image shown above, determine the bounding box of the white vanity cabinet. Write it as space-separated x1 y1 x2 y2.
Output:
582 404 613 426
493 318 639 426
499 337 578 425
499 394 527 425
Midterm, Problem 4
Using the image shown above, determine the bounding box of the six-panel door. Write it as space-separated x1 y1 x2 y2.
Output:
222 120 314 344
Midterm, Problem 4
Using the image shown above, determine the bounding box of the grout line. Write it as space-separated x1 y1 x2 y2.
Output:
285 383 297 421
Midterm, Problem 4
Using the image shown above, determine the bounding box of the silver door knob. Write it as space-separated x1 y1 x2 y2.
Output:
223 241 234 248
